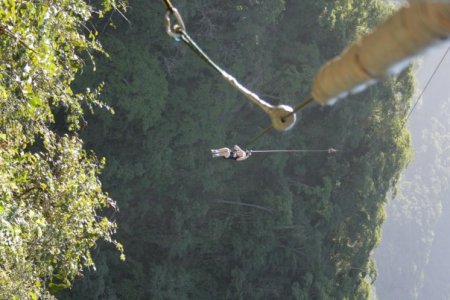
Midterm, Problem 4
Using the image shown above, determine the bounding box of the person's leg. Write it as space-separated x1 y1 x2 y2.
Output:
212 152 222 157
211 148 231 158
219 148 231 158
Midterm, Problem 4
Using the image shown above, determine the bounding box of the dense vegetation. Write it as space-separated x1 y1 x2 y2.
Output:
0 1 124 298
56 0 414 299
0 0 418 299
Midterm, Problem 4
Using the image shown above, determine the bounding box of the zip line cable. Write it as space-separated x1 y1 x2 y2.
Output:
249 148 338 153
246 125 273 147
284 96 314 121
403 44 450 127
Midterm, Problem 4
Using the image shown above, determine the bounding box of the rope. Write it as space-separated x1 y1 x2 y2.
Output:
180 30 283 116
249 148 338 154
179 29 277 147
162 0 175 12
246 125 273 147
250 149 337 153
283 96 315 121
403 45 450 127
180 32 227 78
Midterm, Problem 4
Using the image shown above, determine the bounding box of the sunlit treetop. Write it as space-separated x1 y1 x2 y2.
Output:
0 0 126 299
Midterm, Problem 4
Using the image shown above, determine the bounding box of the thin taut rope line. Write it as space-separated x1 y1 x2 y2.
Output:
403 45 450 126
250 149 338 153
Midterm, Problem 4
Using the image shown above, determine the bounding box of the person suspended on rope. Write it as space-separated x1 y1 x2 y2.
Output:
211 145 251 161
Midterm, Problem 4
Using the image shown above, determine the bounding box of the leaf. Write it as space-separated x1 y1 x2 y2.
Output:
29 95 43 108
29 291 38 300
48 282 68 293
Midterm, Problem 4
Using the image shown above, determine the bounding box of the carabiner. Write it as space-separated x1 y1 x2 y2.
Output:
164 8 186 40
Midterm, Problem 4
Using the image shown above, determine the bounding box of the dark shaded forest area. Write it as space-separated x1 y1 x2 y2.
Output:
62 0 413 299
0 0 416 299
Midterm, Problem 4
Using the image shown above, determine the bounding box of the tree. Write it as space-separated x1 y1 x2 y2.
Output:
0 0 125 298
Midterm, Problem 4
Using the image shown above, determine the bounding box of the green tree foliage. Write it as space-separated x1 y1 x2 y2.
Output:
62 0 413 299
0 0 125 298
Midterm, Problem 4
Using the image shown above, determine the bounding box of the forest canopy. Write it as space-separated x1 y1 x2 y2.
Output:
1 0 416 299
62 0 413 299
